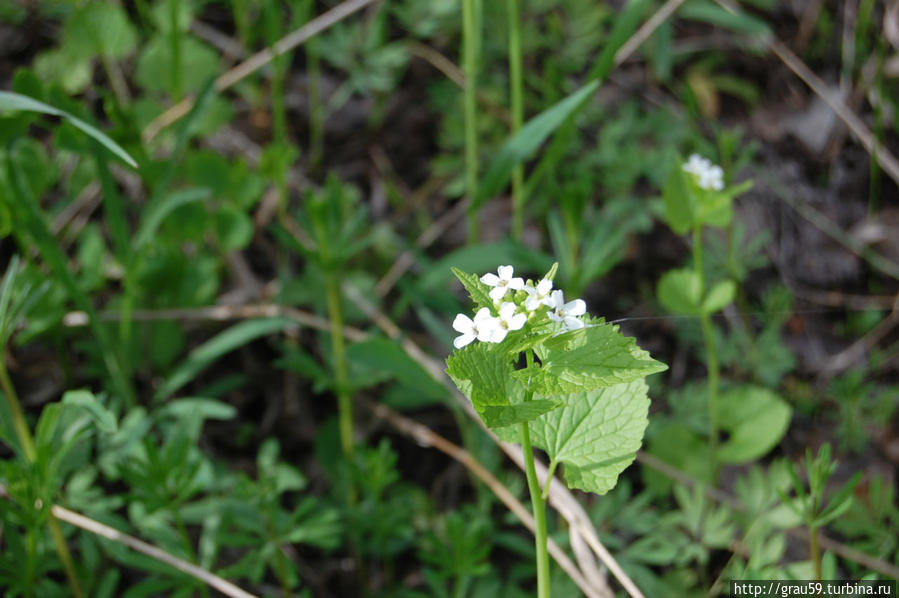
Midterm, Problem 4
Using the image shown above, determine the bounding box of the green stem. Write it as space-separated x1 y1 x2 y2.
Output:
168 0 182 100
462 0 480 242
306 20 324 173
0 362 84 598
693 225 719 482
520 350 550 598
810 524 821 581
520 423 550 598
507 0 524 241
172 507 209 598
325 275 354 462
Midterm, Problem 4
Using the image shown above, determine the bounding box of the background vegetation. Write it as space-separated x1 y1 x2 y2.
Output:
0 0 898 596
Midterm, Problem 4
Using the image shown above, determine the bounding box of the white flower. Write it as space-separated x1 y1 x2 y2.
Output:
547 290 586 331
489 302 527 343
524 278 554 311
698 165 724 191
452 307 499 349
682 154 724 191
480 265 524 301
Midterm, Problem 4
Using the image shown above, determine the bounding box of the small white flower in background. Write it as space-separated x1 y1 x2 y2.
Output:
547 290 586 331
491 302 527 343
524 279 554 311
682 153 724 191
481 265 525 301
453 307 499 348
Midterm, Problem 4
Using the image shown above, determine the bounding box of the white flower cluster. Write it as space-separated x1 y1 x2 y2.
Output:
682 154 724 191
452 265 587 349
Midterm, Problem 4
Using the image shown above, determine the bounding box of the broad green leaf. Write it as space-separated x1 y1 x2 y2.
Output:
528 380 651 495
134 187 211 249
657 268 702 315
702 280 735 314
450 267 495 311
214 207 254 251
136 36 219 95
346 337 448 401
446 343 560 427
520 324 667 395
61 390 117 433
475 80 599 207
678 1 771 36
64 3 138 59
0 91 137 167
154 318 290 402
662 155 695 235
718 385 791 463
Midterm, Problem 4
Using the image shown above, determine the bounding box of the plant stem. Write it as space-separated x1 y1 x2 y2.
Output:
462 0 479 242
325 275 354 463
507 0 524 241
168 0 182 99
520 350 550 598
520 423 550 598
0 361 84 598
810 525 822 581
693 225 720 482
304 0 324 173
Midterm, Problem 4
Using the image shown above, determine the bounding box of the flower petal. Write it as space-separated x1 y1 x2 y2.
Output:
536 279 553 295
508 313 527 330
497 265 514 280
452 313 474 334
454 333 476 349
480 272 500 286
489 286 508 301
565 298 587 316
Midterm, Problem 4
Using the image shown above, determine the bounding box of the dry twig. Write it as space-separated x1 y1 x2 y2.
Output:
143 0 379 143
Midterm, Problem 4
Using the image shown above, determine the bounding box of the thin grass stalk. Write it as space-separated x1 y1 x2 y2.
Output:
693 225 719 481
0 362 84 598
462 0 480 242
507 0 525 240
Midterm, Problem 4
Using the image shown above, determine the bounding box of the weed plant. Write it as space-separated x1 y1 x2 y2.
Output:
1 1 897 596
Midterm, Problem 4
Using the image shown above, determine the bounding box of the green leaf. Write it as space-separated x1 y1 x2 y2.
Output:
213 207 253 251
718 386 791 464
528 380 651 495
446 343 561 427
61 390 117 434
521 324 667 395
657 268 702 315
678 1 772 36
450 267 495 311
702 280 735 314
154 318 290 402
136 36 219 95
475 79 599 207
64 2 138 59
346 337 449 401
134 187 211 249
0 91 137 167
662 155 695 235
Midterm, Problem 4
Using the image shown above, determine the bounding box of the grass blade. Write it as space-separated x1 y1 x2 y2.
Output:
153 318 292 402
5 145 135 405
0 91 138 168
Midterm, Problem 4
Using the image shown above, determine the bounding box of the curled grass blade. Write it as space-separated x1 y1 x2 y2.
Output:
0 91 137 168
